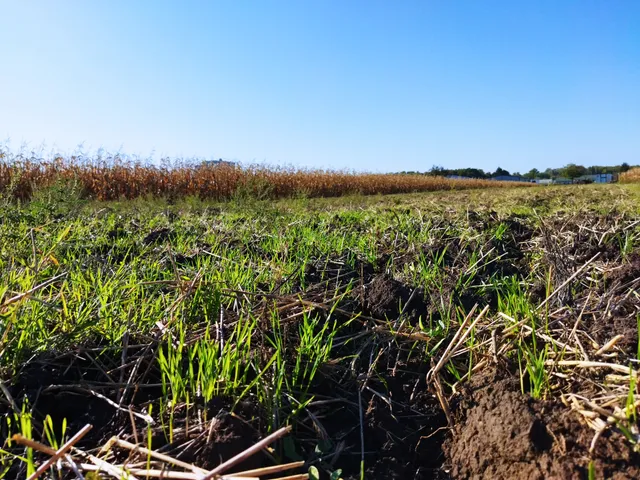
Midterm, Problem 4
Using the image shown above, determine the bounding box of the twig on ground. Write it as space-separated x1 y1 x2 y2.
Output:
26 424 92 480
201 426 292 479
537 252 600 310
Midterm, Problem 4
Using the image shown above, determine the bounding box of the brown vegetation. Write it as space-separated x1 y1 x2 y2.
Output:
0 153 533 201
620 167 640 183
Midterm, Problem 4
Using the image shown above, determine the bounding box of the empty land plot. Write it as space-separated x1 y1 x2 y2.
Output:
1 184 640 479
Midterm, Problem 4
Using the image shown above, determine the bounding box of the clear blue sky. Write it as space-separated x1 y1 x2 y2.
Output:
1 1 638 173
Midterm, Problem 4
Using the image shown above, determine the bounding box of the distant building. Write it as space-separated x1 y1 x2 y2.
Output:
534 178 553 185
574 173 615 184
552 177 572 185
492 175 530 182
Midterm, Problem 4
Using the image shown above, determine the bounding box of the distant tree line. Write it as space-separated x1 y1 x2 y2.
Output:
399 162 634 180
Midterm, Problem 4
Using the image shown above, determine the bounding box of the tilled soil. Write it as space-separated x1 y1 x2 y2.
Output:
364 274 428 322
3 210 640 479
445 371 640 479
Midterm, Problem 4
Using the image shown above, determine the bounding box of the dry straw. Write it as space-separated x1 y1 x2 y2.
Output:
0 153 533 202
620 167 640 183
12 424 306 480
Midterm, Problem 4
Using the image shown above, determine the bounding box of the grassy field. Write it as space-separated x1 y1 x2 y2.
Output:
1 184 640 479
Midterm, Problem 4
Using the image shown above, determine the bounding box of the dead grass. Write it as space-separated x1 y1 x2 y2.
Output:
620 168 640 184
0 153 533 201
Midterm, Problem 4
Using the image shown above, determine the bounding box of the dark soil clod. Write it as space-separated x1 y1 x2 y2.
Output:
143 227 174 245
445 374 640 480
365 274 428 321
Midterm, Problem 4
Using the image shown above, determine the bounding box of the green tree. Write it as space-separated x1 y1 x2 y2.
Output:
524 168 540 179
561 164 587 179
493 167 510 177
429 165 446 176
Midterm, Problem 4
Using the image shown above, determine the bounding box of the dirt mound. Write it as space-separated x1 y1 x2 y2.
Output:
143 227 174 245
167 399 264 472
327 379 448 480
606 254 640 288
445 374 640 479
365 274 427 321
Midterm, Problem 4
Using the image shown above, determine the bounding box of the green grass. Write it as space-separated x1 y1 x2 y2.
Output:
1 183 640 477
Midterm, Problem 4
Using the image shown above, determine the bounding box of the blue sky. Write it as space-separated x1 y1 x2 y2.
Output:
1 1 638 173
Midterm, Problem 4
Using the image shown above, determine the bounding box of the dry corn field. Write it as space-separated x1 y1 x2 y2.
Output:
620 168 640 183
0 152 532 201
